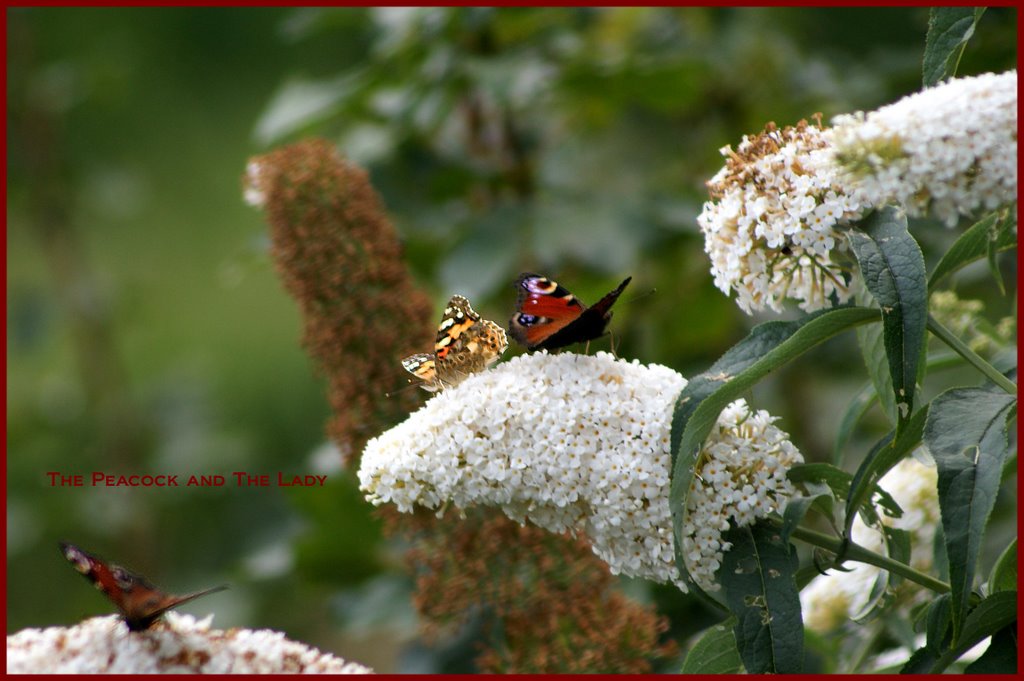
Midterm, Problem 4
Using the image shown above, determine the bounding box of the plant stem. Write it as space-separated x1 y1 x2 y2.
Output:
927 315 1017 395
785 524 951 594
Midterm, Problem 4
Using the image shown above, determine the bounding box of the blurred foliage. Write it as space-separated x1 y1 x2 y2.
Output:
6 6 1015 673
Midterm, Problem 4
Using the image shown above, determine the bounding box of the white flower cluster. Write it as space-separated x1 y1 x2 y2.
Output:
6 613 373 674
800 455 940 633
360 351 803 593
830 70 1017 227
683 400 804 591
698 120 865 314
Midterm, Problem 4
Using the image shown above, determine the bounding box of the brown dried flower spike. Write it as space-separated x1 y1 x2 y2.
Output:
246 139 434 462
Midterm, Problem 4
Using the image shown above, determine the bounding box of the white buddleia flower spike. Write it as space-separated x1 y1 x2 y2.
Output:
697 119 866 314
5 613 373 673
359 351 804 593
829 70 1017 227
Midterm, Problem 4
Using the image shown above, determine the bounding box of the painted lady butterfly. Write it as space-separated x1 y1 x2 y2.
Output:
60 541 226 631
508 273 632 350
402 295 508 392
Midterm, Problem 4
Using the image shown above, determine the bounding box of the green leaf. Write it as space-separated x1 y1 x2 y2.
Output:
988 538 1017 594
718 521 803 674
848 208 928 430
928 212 1017 290
843 405 928 539
680 619 744 674
832 380 878 466
789 462 902 529
922 7 986 87
857 301 897 426
779 490 833 546
924 387 1016 640
852 526 911 623
925 593 953 652
901 645 940 673
669 306 879 589
964 623 1018 673
901 594 952 673
933 591 1019 672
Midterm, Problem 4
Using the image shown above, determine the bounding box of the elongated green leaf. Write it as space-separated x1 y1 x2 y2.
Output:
932 591 1018 672
833 380 879 465
988 538 1017 594
852 526 911 623
925 593 953 652
848 208 928 430
985 216 1009 295
843 405 928 539
719 521 803 674
901 594 952 673
964 623 1018 673
928 212 1017 289
789 462 902 529
780 490 833 546
902 645 940 673
924 387 1016 640
670 306 879 590
680 619 744 674
933 523 950 583
923 7 986 87
857 301 898 426
956 590 1017 651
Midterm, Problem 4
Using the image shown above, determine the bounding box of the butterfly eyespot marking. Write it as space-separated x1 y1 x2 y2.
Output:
111 567 135 589
509 273 632 351
523 277 559 295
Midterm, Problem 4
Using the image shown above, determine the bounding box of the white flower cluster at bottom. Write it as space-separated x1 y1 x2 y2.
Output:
683 400 804 591
5 613 373 674
360 352 804 594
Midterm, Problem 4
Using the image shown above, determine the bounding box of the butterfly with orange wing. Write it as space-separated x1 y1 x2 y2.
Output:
60 541 227 631
508 273 632 351
402 295 508 392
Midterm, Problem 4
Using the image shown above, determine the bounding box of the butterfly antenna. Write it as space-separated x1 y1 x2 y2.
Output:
172 584 229 608
385 382 419 399
622 287 657 307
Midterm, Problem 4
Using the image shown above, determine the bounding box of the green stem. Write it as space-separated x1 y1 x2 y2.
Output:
786 524 950 595
927 315 1016 395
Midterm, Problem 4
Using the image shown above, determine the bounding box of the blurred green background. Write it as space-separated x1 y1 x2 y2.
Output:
7 7 1016 673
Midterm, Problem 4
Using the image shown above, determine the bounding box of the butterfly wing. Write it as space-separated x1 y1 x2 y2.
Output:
579 275 632 319
509 274 631 350
508 273 586 349
60 541 226 631
402 296 508 392
120 585 228 632
401 353 442 392
434 296 507 386
433 295 482 361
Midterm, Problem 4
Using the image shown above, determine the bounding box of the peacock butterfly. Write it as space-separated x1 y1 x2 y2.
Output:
508 273 632 351
60 541 227 631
